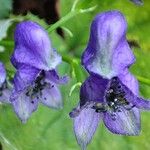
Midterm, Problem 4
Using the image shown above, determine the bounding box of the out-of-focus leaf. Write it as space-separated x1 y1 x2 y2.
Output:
0 19 13 52
0 46 5 52
0 132 17 150
0 19 13 40
0 0 12 19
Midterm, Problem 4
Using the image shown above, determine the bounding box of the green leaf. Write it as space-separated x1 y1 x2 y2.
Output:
0 0 12 19
0 19 13 40
0 19 13 52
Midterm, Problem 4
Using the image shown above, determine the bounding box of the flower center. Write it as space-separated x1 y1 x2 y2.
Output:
25 71 53 100
92 77 135 120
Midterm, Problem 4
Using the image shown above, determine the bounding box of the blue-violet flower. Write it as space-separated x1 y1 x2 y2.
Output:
70 11 150 150
11 21 68 123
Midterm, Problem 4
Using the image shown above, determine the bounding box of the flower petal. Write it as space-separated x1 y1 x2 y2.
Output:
40 83 63 109
45 70 69 84
73 108 101 150
118 69 139 95
104 107 140 135
0 62 6 86
116 75 150 110
13 64 40 91
12 21 61 70
0 88 11 103
104 75 141 135
123 85 150 110
82 11 135 79
12 91 38 123
130 0 143 5
80 74 108 106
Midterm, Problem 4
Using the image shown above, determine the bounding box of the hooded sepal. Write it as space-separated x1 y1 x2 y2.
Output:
12 21 61 71
82 11 135 79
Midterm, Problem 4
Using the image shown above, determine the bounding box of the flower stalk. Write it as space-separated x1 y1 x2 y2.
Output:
47 5 97 33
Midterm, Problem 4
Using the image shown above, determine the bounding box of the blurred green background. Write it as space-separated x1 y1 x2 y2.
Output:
0 0 150 149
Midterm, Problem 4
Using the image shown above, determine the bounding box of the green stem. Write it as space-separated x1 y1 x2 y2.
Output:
47 11 79 33
0 40 14 47
62 54 79 64
46 4 97 33
136 75 150 86
61 54 74 64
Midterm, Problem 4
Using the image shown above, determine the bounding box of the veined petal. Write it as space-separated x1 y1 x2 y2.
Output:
12 91 38 123
82 11 135 79
0 62 6 86
118 69 139 95
80 74 108 106
13 64 40 91
104 107 140 135
115 76 150 110
12 21 61 70
40 83 63 109
123 84 150 110
103 75 141 135
73 108 101 150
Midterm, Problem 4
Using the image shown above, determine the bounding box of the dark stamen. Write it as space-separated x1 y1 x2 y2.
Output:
31 101 34 104
92 103 108 113
25 70 49 99
105 77 132 114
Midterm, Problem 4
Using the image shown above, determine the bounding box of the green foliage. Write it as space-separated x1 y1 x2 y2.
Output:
0 0 12 19
0 0 150 150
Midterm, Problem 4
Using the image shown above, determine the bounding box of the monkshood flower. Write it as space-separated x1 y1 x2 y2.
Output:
70 11 150 149
0 62 11 103
129 0 143 5
11 21 68 123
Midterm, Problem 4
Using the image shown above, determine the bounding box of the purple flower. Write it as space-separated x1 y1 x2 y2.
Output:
0 62 11 103
82 11 135 79
70 11 150 149
129 0 143 5
11 21 68 123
